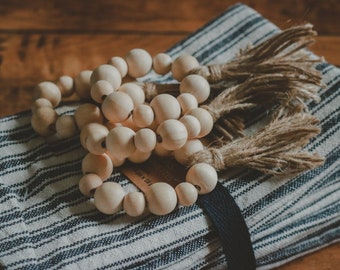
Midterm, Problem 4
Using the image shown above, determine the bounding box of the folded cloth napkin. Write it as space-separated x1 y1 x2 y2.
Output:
0 3 339 269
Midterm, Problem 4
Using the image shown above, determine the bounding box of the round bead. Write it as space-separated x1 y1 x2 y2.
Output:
180 74 210 103
79 173 103 197
90 80 114 103
153 143 172 157
171 54 200 82
74 103 103 129
55 115 78 139
125 48 152 78
80 123 109 155
31 107 58 136
185 163 218 194
108 56 128 78
123 192 146 217
90 64 122 90
102 92 134 123
33 81 61 107
118 82 145 106
145 182 177 215
31 98 53 114
134 128 157 153
82 153 113 181
94 182 125 215
106 126 136 158
121 116 139 132
177 93 198 114
186 107 214 137
153 53 172 75
173 139 204 165
128 149 152 163
175 182 198 206
132 104 155 128
57 75 74 97
74 70 92 99
107 151 126 167
179 115 201 139
150 93 181 124
156 119 188 151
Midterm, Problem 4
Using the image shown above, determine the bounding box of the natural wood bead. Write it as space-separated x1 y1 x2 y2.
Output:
118 82 145 106
150 93 181 124
179 115 201 139
173 139 204 165
156 119 188 151
106 126 136 158
79 173 103 197
153 53 172 75
74 70 93 99
125 48 153 78
185 163 218 194
175 182 198 206
94 182 125 215
90 64 122 91
180 74 210 103
55 115 78 139
102 92 134 123
31 107 58 136
128 149 152 163
31 98 53 114
107 151 126 167
82 123 109 155
177 93 198 114
123 192 146 217
121 115 139 132
74 103 103 129
132 104 155 128
134 128 157 153
145 182 177 215
108 56 128 78
82 153 113 181
57 75 74 97
153 142 173 157
186 107 214 138
171 54 200 82
33 81 62 108
80 123 104 150
90 80 114 103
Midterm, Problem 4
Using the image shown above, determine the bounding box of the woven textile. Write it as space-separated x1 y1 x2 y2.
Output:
1 3 339 269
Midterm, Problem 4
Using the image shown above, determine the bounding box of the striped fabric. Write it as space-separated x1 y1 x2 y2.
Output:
0 3 339 269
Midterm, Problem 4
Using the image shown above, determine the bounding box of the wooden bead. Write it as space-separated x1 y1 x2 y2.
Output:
57 75 74 97
31 98 53 114
81 123 109 155
125 48 152 78
108 56 128 78
55 115 78 139
90 80 114 103
106 126 136 158
186 107 213 137
185 163 217 194
118 82 145 106
33 81 61 107
150 93 181 124
107 151 126 167
82 153 113 181
175 182 198 206
179 115 201 139
74 103 103 129
102 92 134 123
31 107 58 136
94 182 125 215
74 70 92 99
90 64 122 91
145 182 177 215
177 93 198 114
180 74 210 103
156 119 188 151
171 54 200 82
153 142 172 157
120 115 139 132
173 139 204 165
132 104 154 128
79 173 103 197
128 149 152 163
134 128 157 153
153 53 172 75
123 192 146 217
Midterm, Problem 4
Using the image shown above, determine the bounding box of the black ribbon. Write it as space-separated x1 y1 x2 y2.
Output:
197 182 256 270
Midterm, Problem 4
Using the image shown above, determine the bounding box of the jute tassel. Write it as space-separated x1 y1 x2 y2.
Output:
188 113 324 175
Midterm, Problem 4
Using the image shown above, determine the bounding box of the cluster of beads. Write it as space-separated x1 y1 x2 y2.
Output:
31 48 218 216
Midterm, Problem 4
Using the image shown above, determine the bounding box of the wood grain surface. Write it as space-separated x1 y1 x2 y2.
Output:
0 1 339 269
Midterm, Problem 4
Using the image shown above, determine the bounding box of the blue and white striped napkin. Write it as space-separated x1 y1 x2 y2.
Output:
1 3 339 269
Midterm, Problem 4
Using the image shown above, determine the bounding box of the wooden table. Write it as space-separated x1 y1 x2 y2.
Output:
0 1 339 269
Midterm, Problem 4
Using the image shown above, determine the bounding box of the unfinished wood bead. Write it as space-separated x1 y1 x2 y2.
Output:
31 98 53 114
125 48 152 78
55 115 78 139
123 192 146 217
186 107 214 137
31 107 58 136
57 75 74 97
134 128 157 153
173 139 204 165
128 149 152 163
132 104 155 128
107 151 126 167
179 115 201 139
90 64 122 91
106 126 136 158
175 182 198 206
171 54 200 82
79 173 103 197
177 93 198 114
74 70 93 99
90 80 114 103
186 163 218 194
180 74 210 103
150 93 181 124
156 119 188 151
82 123 109 155
94 182 125 215
153 142 173 157
102 92 134 123
153 53 172 75
74 103 103 129
82 153 113 181
118 82 145 106
145 182 177 215
108 56 128 78
33 81 61 108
